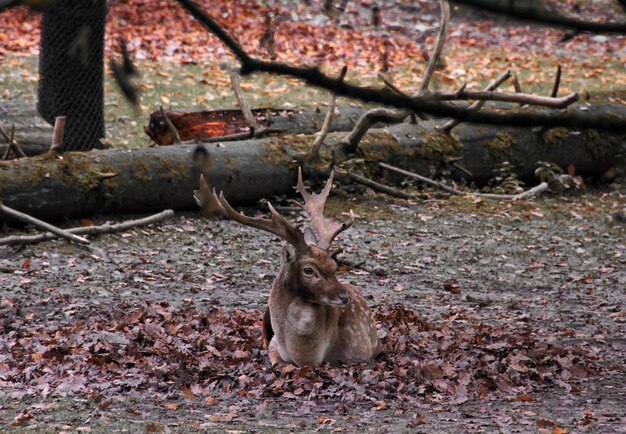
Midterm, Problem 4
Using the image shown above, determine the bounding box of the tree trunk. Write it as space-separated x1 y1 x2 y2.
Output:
37 0 107 151
1 104 624 221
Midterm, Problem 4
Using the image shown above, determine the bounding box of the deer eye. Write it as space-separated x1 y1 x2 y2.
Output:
302 266 316 276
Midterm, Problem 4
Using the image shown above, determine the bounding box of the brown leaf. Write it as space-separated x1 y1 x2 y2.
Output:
12 410 34 426
443 279 461 294
181 385 195 400
515 393 536 402
145 423 165 433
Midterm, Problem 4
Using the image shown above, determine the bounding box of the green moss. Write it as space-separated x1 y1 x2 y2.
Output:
154 155 188 182
542 127 569 146
75 167 104 192
132 160 153 182
483 132 514 161
416 130 462 163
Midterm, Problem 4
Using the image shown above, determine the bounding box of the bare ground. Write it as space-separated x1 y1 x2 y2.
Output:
1 189 625 433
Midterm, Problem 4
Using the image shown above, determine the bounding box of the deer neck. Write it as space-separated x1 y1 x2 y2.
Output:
269 269 341 365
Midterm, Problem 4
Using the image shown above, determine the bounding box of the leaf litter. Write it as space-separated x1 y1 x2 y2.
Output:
0 298 610 406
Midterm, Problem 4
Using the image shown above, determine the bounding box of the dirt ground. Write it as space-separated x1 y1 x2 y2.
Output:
1 187 625 433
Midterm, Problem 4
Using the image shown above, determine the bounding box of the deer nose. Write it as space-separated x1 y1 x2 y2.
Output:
339 294 350 305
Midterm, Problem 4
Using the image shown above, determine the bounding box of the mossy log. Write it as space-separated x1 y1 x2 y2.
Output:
0 103 624 221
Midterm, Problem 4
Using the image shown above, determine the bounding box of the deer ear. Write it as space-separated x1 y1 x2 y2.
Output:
281 244 297 266
303 226 319 246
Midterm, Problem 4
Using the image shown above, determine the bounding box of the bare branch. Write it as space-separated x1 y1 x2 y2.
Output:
339 170 415 199
341 108 408 154
442 70 511 132
0 201 91 245
453 0 626 34
431 89 578 108
380 163 548 200
175 0 626 131
159 106 181 144
550 64 562 98
230 72 258 131
419 0 450 94
0 122 26 159
198 127 282 143
309 66 348 162
0 210 175 246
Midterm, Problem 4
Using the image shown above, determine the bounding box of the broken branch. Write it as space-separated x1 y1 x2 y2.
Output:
49 116 66 152
442 70 511 132
0 209 175 246
159 106 181 144
338 170 415 200
419 0 450 94
309 66 348 162
380 162 548 200
429 89 578 108
0 201 91 245
230 72 258 131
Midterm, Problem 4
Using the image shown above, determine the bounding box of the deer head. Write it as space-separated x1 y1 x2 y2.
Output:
198 169 380 366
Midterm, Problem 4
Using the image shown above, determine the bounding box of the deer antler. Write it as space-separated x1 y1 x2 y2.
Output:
295 167 354 251
211 180 309 254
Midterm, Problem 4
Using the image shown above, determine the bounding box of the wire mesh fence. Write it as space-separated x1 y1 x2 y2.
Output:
37 0 107 151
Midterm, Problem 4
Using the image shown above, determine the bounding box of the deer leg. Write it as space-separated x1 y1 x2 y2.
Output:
262 306 274 348
268 336 289 366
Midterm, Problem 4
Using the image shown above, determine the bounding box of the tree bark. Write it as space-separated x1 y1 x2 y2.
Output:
0 104 624 221
0 99 53 157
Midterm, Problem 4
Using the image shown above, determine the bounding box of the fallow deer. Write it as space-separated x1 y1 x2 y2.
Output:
195 169 381 366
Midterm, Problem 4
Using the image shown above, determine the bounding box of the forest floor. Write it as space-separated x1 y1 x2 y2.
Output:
1 189 625 433
1 0 626 432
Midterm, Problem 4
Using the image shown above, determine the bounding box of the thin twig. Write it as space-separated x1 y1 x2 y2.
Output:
551 64 562 98
338 170 415 199
0 209 175 247
0 122 26 159
341 108 408 154
2 124 13 160
230 72 258 131
198 127 282 143
378 72 405 96
160 106 181 144
512 73 523 93
442 70 511 132
309 66 347 162
535 65 564 135
419 0 450 94
0 201 91 245
380 162 548 200
429 89 578 108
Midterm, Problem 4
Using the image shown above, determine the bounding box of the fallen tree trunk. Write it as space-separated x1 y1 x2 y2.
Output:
0 103 624 221
0 99 53 157
144 106 390 145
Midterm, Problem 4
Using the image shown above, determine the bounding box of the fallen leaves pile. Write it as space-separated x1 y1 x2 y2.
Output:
1 0 624 72
0 298 609 405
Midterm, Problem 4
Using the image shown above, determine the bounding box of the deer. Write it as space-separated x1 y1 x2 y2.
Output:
194 169 381 366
